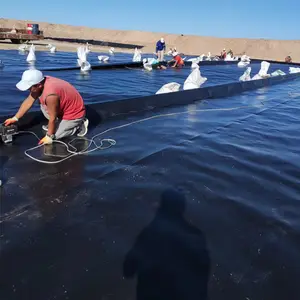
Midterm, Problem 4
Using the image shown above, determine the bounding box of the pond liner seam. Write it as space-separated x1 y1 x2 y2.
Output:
40 60 244 72
40 60 300 73
19 99 288 165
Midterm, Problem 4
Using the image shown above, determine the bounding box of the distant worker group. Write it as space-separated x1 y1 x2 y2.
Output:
154 38 185 69
221 48 234 59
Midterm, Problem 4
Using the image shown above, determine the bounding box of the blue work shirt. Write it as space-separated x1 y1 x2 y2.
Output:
156 40 166 52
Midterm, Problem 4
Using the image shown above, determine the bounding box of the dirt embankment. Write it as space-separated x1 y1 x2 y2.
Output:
1 18 299 61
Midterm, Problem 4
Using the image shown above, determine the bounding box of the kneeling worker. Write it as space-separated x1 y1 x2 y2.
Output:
170 52 184 68
4 69 88 145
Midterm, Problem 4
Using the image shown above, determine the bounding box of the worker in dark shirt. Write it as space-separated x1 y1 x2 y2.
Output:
156 38 166 62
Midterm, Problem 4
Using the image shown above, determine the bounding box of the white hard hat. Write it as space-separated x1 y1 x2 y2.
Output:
16 69 44 91
172 52 178 57
161 38 164 42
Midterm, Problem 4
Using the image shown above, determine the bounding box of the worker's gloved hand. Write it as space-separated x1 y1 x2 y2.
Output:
4 116 18 126
38 135 53 145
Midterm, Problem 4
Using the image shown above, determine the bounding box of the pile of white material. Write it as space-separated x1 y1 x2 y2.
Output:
239 67 252 81
289 67 300 74
132 48 142 62
26 44 36 63
238 54 251 68
252 61 271 80
98 55 110 62
77 46 91 72
156 82 181 94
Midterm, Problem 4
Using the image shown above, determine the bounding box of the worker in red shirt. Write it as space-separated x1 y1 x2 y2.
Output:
170 52 185 68
221 49 227 59
4 69 89 145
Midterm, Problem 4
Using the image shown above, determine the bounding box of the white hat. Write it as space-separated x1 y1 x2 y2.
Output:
172 51 178 57
161 38 164 42
16 69 44 91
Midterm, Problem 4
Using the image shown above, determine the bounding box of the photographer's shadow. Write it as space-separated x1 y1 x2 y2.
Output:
123 189 210 300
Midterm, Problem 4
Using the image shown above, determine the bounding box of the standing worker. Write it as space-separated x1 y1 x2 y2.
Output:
156 38 166 62
221 49 227 59
4 69 89 145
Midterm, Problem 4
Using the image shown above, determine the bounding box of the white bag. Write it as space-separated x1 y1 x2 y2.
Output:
225 53 233 61
238 61 250 68
289 67 300 74
19 44 28 52
77 46 91 71
81 61 91 72
26 44 36 62
132 48 142 62
191 62 199 69
183 68 207 90
143 62 153 71
271 70 285 76
50 46 56 53
98 55 110 62
187 57 199 62
239 67 252 81
252 61 271 80
156 82 181 94
258 61 270 77
241 55 250 62
77 46 87 65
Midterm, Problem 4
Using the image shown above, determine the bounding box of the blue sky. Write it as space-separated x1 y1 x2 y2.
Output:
1 0 300 39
